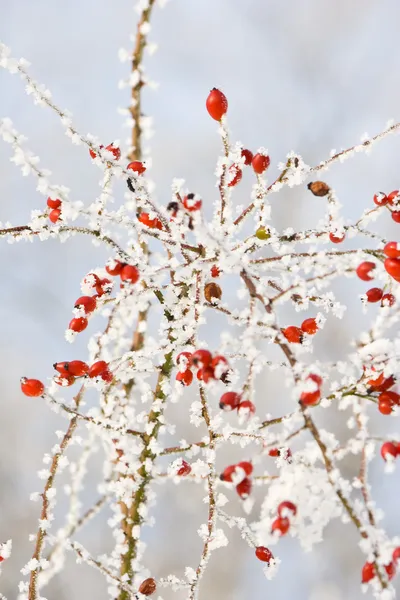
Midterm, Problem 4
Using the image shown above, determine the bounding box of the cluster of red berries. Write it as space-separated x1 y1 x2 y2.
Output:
380 440 400 461
205 88 270 180
89 142 147 178
373 190 400 223
361 547 400 584
282 318 319 344
271 501 297 537
53 360 113 387
356 259 395 306
365 369 399 415
220 461 253 499
219 392 256 419
175 349 230 386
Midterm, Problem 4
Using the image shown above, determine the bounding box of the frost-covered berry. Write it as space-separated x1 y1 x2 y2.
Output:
176 369 193 386
227 164 242 187
252 153 270 175
255 546 274 563
74 296 97 314
361 562 375 584
89 144 104 159
219 391 241 411
100 369 113 383
49 208 61 223
241 148 253 165
255 226 271 240
301 318 318 335
197 366 215 383
191 349 212 368
69 317 88 333
282 326 303 344
20 377 44 397
120 265 140 284
106 259 124 276
356 261 375 281
95 277 113 297
220 465 237 482
365 288 383 303
138 212 163 230
237 400 256 419
177 460 192 476
381 293 396 307
206 88 228 121
380 441 398 461
88 361 109 378
237 461 253 477
308 181 330 197
271 516 290 536
47 197 62 209
385 562 396 580
176 351 192 368
277 501 297 517
373 192 388 206
182 193 202 212
210 265 220 278
387 190 400 205
127 161 146 174
329 232 345 244
105 143 121 160
393 547 400 563
54 375 76 387
236 477 252 499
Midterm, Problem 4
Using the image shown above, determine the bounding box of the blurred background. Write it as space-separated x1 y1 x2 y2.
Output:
1 0 400 598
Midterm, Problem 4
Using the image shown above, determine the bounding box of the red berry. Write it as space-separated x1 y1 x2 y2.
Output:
176 369 193 386
138 212 163 230
381 293 396 307
300 389 321 407
191 349 212 368
105 143 121 161
236 477 252 499
282 326 303 344
69 317 88 333
182 193 202 212
385 562 396 580
277 500 297 517
120 265 140 284
47 197 62 209
74 296 97 314
241 149 253 166
237 400 256 418
380 390 400 405
219 465 237 482
356 261 376 282
380 441 398 461
89 144 104 159
206 88 228 121
54 375 75 387
361 562 376 584
329 232 345 244
301 318 318 335
198 366 215 383
255 546 274 563
20 377 44 397
100 369 113 383
378 396 394 415
237 461 253 477
388 190 400 205
393 547 400 563
268 447 292 461
210 355 229 378
177 460 191 476
106 259 124 276
176 351 192 366
49 208 61 223
373 192 388 206
95 278 113 297
211 265 220 278
271 516 290 536
252 153 270 175
384 241 400 258
227 164 242 187
219 391 241 411
88 361 109 378
127 161 146 175
66 360 89 377
392 211 400 223
308 373 323 387
385 258 400 280
365 288 383 303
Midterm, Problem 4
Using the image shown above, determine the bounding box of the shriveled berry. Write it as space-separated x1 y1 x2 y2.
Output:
241 148 253 166
74 296 97 314
252 153 270 175
271 516 290 536
177 460 191 476
236 477 252 499
20 377 44 397
255 226 271 240
329 232 345 244
206 88 228 121
138 578 157 596
176 369 193 386
282 326 303 344
255 546 274 563
49 208 61 223
69 317 88 333
219 391 241 411
278 500 297 517
204 282 222 303
356 261 376 281
365 288 383 303
301 318 318 335
120 265 140 284
88 361 109 378
127 161 146 175
47 197 62 209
